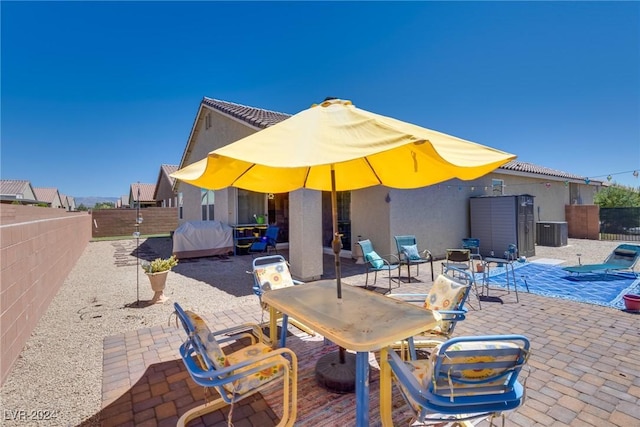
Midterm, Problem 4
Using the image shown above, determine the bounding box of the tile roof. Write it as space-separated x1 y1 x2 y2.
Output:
0 179 31 195
498 160 596 183
131 183 156 202
33 187 59 203
202 97 291 129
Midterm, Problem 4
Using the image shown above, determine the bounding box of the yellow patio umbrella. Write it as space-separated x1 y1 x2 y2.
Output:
173 98 516 392
172 98 516 299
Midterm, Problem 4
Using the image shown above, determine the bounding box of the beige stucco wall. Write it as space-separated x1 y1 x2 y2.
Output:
350 186 391 255
288 189 323 281
177 107 259 224
492 172 597 219
175 101 601 275
156 173 176 208
350 172 600 262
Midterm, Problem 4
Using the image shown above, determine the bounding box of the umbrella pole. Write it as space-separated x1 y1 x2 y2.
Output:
330 167 348 365
315 166 356 391
331 167 342 300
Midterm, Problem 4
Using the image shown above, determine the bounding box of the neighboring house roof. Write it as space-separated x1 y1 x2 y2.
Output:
162 164 179 185
0 179 33 197
130 183 156 202
153 164 179 200
33 187 60 204
177 97 601 189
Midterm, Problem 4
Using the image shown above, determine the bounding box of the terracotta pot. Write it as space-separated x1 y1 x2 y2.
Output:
146 270 169 304
475 263 484 273
623 294 640 311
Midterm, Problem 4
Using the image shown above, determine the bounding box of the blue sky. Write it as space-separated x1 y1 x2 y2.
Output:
2 1 639 198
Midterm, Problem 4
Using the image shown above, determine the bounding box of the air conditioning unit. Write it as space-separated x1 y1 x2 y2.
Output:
536 221 568 247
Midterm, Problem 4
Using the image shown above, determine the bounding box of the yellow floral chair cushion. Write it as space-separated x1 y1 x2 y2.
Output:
255 261 295 291
398 340 521 412
423 274 467 311
420 275 468 334
186 311 284 395
222 342 284 394
186 311 227 369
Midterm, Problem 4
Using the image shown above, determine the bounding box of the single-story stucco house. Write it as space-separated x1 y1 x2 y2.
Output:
174 97 602 281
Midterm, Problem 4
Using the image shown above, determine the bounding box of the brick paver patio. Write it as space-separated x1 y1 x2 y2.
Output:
99 251 640 426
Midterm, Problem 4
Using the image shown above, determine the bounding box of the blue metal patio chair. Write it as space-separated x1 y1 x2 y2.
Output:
357 239 401 293
394 235 434 282
173 302 298 427
251 255 315 346
462 237 482 270
383 334 530 426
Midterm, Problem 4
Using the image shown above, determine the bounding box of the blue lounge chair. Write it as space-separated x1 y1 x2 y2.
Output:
562 244 640 276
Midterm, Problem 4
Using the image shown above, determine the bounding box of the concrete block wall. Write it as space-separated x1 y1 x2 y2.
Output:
92 207 178 238
0 205 91 386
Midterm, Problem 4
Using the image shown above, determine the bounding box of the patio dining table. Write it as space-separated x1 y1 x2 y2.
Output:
262 279 440 427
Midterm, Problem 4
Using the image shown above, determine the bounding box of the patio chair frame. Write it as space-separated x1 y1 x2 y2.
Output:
394 235 434 282
173 302 298 427
384 334 530 426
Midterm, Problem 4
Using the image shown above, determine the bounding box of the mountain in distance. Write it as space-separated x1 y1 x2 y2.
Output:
75 196 120 207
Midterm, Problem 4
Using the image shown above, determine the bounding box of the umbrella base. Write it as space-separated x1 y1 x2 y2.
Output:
315 351 357 394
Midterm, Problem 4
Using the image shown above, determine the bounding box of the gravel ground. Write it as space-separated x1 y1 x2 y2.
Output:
0 236 633 426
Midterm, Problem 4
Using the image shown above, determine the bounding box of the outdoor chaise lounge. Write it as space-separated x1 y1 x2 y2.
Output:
562 243 640 276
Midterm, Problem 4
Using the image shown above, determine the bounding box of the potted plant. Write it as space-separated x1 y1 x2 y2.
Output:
142 255 178 304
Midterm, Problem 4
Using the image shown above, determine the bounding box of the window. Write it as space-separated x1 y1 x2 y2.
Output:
201 189 215 220
205 112 212 129
570 183 582 204
178 192 183 219
492 179 504 196
237 189 265 224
